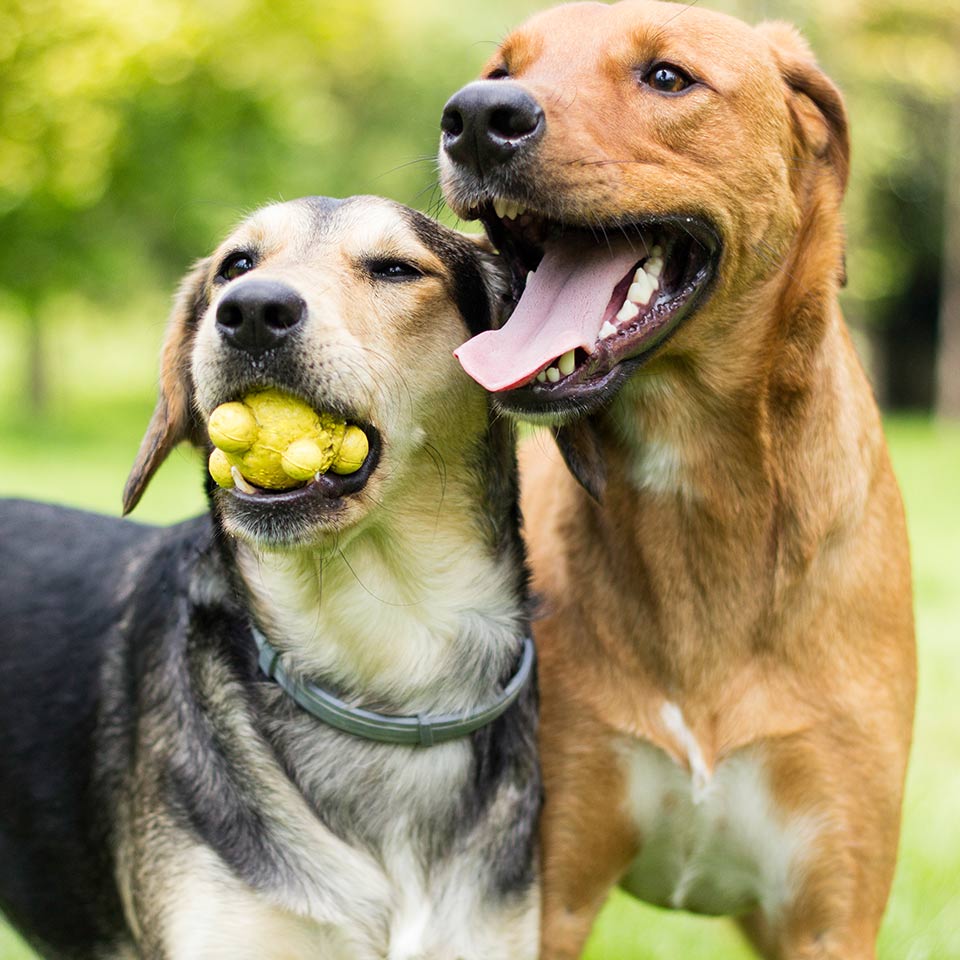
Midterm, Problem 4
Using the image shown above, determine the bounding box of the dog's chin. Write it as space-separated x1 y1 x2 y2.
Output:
215 426 381 548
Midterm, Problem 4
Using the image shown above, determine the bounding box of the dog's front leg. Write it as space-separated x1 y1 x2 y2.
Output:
538 721 638 960
735 726 907 960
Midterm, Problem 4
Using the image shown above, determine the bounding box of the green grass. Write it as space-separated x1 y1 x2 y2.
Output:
0 391 958 957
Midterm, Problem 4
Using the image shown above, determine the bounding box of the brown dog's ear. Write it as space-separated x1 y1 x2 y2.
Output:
758 21 850 195
554 417 606 503
122 257 211 515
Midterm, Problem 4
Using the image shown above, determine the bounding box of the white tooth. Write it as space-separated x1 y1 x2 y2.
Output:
230 467 257 495
645 256 664 279
546 366 560 382
527 271 535 285
628 276 653 305
634 266 646 283
558 350 576 376
536 371 547 383
599 320 618 339
493 198 507 218
616 300 640 323
651 244 663 257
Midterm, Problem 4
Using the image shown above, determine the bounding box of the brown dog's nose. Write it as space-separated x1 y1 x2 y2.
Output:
216 280 306 355
441 80 545 176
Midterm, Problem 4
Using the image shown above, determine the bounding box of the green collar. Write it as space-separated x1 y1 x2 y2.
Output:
252 626 535 748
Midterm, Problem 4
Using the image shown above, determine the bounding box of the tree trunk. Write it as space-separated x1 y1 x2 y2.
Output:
26 317 47 415
936 94 960 418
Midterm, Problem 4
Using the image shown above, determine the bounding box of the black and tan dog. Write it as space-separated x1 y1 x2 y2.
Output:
0 196 540 959
441 3 915 959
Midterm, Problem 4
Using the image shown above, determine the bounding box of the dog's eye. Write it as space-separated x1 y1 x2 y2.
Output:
367 260 423 282
486 66 510 80
644 63 694 94
217 252 256 282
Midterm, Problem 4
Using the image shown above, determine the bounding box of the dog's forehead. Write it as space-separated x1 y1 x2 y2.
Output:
501 0 771 78
225 197 448 271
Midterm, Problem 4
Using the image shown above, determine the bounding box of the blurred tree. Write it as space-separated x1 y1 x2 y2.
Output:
795 0 959 411
0 0 538 413
936 85 960 416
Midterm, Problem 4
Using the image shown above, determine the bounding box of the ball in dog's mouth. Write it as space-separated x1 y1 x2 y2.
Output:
207 388 380 506
455 204 720 416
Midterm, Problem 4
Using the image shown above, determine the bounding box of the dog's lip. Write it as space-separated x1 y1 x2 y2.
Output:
496 361 636 419
467 207 720 409
223 424 382 507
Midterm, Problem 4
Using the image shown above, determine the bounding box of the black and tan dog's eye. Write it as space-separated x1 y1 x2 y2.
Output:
644 63 694 94
367 259 424 282
217 252 256 282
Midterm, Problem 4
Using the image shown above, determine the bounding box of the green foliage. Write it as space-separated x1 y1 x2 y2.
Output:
0 0 540 315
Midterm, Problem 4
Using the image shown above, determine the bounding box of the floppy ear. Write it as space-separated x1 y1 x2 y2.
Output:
459 230 512 331
758 21 850 195
122 257 211 515
554 417 606 503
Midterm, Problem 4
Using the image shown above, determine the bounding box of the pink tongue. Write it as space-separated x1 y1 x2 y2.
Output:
455 236 643 392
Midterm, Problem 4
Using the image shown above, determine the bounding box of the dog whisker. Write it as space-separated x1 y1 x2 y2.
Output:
337 547 425 608
375 155 439 182
659 0 703 28
423 442 449 535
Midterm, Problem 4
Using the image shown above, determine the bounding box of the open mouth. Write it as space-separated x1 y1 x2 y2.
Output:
454 202 720 415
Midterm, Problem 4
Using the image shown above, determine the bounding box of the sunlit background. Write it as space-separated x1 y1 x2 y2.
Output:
0 1 958 958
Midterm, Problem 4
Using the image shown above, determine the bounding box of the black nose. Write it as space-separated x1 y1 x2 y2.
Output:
215 280 306 355
441 80 545 176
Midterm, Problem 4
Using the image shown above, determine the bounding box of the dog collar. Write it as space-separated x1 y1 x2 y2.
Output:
251 626 535 748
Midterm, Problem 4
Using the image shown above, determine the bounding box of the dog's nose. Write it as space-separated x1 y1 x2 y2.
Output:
441 80 545 176
215 280 306 355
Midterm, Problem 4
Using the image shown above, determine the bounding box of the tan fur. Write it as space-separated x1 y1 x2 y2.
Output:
125 199 492 535
465 3 915 957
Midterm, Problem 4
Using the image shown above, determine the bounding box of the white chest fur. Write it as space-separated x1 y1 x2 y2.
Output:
163 840 538 960
618 706 819 918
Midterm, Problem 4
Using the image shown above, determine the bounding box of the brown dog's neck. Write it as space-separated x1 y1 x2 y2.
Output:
551 293 885 681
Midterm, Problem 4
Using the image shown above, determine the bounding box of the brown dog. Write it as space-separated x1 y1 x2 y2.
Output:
439 2 916 958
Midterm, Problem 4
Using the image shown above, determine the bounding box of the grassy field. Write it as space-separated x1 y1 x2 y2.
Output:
0 385 957 957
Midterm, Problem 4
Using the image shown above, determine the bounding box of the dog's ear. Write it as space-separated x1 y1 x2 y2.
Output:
460 231 512 331
122 257 211 515
758 22 850 195
554 417 606 503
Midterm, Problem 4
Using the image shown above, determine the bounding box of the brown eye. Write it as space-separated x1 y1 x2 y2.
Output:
367 259 423 282
645 63 694 94
217 252 255 282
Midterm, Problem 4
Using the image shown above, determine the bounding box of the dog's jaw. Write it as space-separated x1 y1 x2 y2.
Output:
451 207 721 420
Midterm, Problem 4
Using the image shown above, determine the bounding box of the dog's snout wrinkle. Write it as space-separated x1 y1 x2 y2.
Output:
216 279 306 356
441 80 544 176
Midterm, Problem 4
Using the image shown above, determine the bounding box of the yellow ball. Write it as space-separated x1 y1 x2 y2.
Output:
331 425 369 475
208 402 257 454
208 448 235 489
282 438 327 481
207 389 348 490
